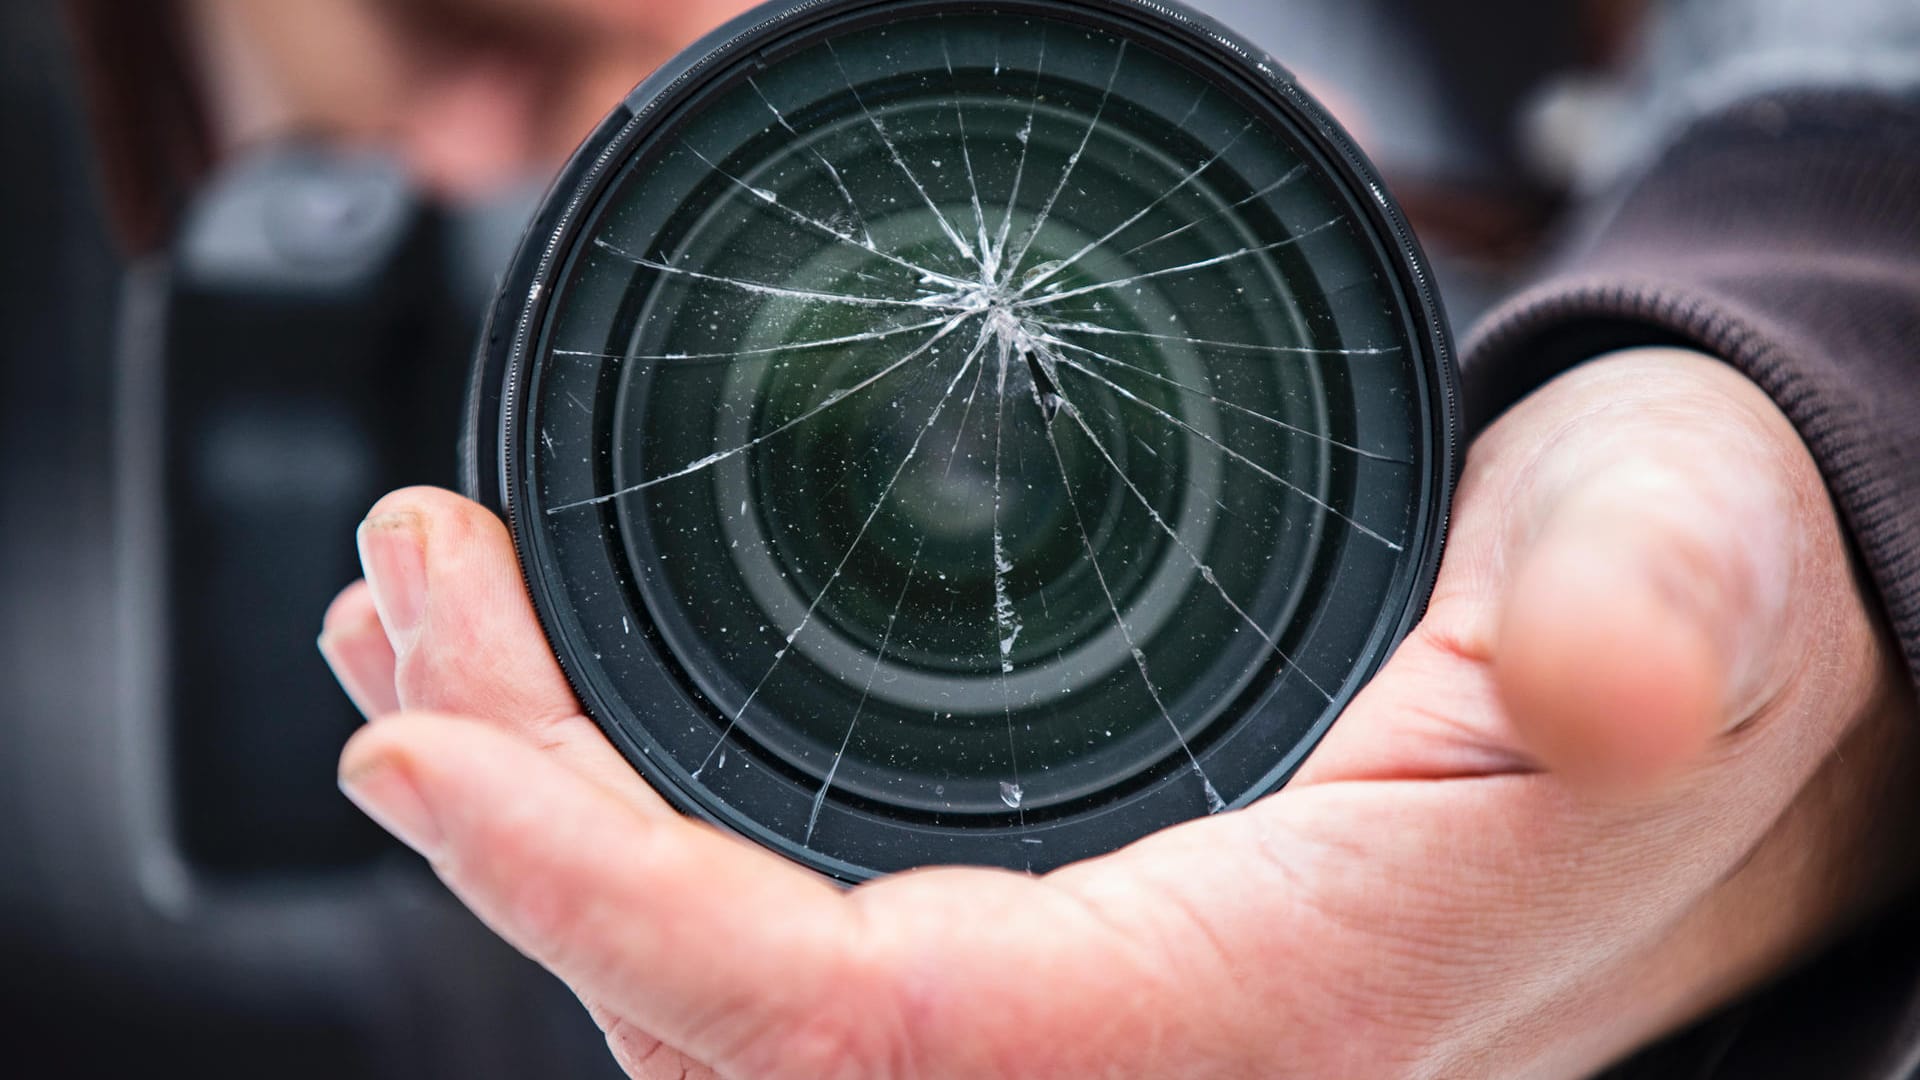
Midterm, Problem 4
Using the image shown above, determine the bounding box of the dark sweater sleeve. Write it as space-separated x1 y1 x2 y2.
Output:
1463 90 1920 695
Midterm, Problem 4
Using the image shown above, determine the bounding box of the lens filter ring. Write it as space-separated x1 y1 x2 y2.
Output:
466 0 1459 882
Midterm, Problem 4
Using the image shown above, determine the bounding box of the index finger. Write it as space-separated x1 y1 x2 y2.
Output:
339 711 881 1077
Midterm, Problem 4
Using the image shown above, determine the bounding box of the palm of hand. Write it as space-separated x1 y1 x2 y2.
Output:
321 350 1914 1079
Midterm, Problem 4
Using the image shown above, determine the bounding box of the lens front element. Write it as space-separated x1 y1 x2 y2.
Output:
481 0 1455 881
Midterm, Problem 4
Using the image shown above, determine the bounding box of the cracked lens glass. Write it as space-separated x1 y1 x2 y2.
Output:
515 6 1444 879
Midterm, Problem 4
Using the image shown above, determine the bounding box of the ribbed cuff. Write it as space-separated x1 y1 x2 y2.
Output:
1462 91 1920 695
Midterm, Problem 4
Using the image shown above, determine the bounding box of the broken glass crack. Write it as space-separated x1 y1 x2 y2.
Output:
539 18 1422 839
806 537 928 845
1043 424 1227 814
691 323 997 779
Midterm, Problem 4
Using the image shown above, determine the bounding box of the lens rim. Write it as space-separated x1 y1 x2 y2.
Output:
465 0 1460 884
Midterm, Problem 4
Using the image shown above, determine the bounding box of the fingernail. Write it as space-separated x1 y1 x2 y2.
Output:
341 756 443 857
358 511 427 647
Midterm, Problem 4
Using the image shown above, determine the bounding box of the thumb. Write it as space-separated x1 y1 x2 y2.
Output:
1495 429 1798 791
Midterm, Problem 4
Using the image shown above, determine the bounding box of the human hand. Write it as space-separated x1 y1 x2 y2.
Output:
319 348 1917 1078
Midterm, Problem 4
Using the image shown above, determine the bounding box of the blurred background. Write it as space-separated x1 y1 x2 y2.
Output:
0 0 1743 1075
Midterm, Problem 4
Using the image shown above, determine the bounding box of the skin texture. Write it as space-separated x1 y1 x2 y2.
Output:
320 348 1919 1078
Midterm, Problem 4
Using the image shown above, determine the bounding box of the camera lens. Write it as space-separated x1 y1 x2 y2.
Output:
467 0 1457 881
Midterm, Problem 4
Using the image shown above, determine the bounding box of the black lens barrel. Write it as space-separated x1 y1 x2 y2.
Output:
467 0 1457 883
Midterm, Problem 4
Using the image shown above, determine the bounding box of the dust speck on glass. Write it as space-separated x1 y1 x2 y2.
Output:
477 0 1454 882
